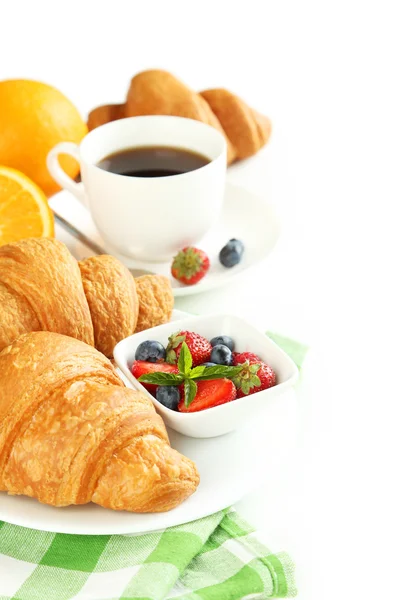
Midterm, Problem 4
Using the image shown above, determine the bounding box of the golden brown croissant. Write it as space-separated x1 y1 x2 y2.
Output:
0 237 94 352
200 89 272 160
135 274 174 333
87 103 125 131
79 255 139 358
0 332 199 511
0 238 174 357
87 70 272 163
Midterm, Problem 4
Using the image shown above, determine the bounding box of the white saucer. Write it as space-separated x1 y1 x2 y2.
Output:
0 311 297 535
50 182 280 297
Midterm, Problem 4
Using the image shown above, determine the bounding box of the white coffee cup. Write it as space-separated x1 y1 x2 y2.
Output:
47 116 227 261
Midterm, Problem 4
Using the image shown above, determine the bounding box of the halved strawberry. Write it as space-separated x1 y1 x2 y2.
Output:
178 378 236 413
166 331 212 367
131 360 179 394
232 351 262 366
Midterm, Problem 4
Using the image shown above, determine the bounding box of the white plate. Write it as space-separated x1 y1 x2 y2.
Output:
0 311 297 534
50 181 280 297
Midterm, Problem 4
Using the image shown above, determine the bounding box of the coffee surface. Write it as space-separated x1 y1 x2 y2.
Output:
97 146 210 177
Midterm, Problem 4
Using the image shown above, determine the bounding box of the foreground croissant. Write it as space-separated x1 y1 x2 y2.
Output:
0 332 199 511
0 237 174 356
88 70 272 164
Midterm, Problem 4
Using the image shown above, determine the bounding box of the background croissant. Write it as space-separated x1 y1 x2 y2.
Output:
0 237 173 357
0 332 199 512
88 70 272 164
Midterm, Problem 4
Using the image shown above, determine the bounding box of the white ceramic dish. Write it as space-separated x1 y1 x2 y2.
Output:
114 313 299 438
50 181 280 297
0 311 298 535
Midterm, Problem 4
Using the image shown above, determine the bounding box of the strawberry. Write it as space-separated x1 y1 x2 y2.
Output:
232 351 262 366
178 378 237 413
171 247 210 285
131 360 179 394
166 331 212 367
233 361 276 398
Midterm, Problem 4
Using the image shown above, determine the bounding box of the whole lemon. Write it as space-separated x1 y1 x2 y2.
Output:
0 80 87 196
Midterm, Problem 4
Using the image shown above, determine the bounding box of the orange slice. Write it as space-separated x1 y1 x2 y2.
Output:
0 165 54 246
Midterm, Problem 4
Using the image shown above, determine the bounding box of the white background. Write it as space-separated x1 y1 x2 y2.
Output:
2 1 400 598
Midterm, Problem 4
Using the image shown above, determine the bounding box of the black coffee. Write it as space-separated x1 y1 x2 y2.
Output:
96 146 210 178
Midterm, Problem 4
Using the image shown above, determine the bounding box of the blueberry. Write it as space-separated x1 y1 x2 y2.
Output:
156 386 180 410
210 335 235 351
202 362 217 367
210 344 233 365
219 239 245 268
135 340 166 362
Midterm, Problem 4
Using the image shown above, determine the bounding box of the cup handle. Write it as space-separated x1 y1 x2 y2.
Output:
47 142 87 206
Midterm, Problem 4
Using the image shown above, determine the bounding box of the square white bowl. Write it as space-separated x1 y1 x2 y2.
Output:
114 313 299 438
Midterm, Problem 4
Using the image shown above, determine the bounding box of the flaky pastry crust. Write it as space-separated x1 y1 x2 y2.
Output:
0 332 199 512
200 88 272 159
87 103 125 131
135 274 174 332
79 255 139 357
0 238 94 353
0 239 174 356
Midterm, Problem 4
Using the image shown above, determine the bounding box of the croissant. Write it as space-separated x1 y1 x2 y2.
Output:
200 88 272 160
87 103 125 132
125 70 236 164
0 238 174 357
0 331 199 511
135 273 176 333
87 70 272 164
78 254 139 358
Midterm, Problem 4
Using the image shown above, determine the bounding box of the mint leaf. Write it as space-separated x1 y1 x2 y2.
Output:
189 365 207 378
194 373 236 381
193 364 243 381
138 373 184 385
178 341 192 375
184 379 197 407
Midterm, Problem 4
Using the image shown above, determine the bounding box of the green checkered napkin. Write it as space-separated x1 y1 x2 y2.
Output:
0 509 296 600
0 335 306 600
